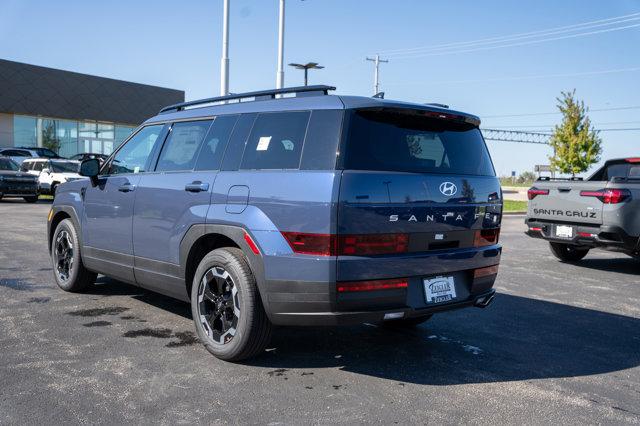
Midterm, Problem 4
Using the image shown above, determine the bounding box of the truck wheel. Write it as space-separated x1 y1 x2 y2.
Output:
549 242 589 262
51 219 97 292
23 196 38 203
191 247 272 362
383 315 432 328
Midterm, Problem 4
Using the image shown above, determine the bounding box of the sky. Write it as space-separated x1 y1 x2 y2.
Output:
0 0 639 176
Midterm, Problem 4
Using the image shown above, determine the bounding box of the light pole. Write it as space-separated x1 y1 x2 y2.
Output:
288 62 324 86
220 0 230 96
276 0 286 89
365 54 389 96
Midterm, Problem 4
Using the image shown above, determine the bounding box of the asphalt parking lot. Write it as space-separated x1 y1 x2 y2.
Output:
0 200 639 425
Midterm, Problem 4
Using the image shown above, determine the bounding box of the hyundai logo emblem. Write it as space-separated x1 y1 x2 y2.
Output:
439 182 457 197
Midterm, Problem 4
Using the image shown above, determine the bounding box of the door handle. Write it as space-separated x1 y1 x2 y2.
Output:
118 183 135 192
185 181 209 193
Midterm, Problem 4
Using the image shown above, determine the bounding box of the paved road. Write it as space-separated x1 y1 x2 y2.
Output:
1 199 639 425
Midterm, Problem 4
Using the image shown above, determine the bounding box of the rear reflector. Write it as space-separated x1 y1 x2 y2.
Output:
282 232 409 256
578 232 596 238
243 232 260 255
337 278 408 293
527 187 549 200
530 227 543 232
474 228 500 247
580 188 631 204
338 233 409 255
473 264 499 279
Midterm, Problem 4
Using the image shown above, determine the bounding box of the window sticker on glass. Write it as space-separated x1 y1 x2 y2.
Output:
134 166 140 174
281 139 294 151
257 136 271 151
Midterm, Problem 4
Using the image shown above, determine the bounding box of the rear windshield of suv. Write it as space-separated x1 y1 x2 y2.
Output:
342 109 495 176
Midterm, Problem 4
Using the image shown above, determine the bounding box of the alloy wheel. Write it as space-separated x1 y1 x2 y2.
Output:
54 230 74 282
197 266 240 344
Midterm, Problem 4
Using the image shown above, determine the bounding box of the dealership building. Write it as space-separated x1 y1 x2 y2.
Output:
0 59 184 157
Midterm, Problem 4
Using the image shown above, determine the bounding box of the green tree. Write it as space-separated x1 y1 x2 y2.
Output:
549 90 602 176
42 121 60 154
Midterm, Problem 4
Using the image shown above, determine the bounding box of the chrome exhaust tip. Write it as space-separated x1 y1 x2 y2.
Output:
474 294 495 308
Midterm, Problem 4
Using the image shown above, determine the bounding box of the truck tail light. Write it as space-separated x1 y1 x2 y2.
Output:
579 188 631 204
474 228 500 247
282 232 409 256
337 278 408 293
625 158 640 163
527 187 549 200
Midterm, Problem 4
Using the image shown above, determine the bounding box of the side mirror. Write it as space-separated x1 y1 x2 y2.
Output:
79 158 100 185
41 168 50 175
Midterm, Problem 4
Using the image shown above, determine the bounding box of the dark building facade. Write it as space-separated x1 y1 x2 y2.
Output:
0 59 184 157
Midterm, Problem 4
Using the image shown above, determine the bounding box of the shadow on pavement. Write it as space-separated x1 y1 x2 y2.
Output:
567 257 640 276
89 277 640 385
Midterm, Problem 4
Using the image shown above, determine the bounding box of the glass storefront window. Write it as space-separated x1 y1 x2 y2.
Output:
13 115 38 147
97 123 114 139
115 125 136 147
13 115 135 157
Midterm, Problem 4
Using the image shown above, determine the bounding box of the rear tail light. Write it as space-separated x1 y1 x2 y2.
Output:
282 232 409 256
281 232 334 256
474 228 500 247
527 187 549 200
579 188 631 204
473 264 499 279
625 158 640 163
337 278 408 293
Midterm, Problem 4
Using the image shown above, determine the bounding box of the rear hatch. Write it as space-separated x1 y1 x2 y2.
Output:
336 107 501 285
527 180 605 225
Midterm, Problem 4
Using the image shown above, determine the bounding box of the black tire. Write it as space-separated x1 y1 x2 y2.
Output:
51 219 97 292
51 183 58 196
382 315 433 328
549 242 590 262
191 247 272 362
23 196 38 203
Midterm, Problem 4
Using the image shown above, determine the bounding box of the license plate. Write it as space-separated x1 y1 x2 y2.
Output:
423 276 457 304
555 225 573 238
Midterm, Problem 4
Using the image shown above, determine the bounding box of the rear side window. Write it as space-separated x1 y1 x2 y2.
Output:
241 111 310 170
195 115 238 171
156 120 212 172
343 109 495 176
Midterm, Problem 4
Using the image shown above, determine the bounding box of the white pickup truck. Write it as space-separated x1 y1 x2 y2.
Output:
525 158 640 261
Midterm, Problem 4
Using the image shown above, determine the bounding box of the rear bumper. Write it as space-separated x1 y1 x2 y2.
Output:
270 289 496 326
525 219 640 253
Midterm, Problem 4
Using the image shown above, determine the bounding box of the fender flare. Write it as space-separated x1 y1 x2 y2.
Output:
179 224 270 313
48 205 82 252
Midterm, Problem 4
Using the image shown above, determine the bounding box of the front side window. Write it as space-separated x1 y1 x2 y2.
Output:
51 161 79 173
241 111 310 170
108 125 164 175
0 158 19 171
156 120 212 172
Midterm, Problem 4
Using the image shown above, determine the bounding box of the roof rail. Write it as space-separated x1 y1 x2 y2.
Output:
159 85 336 114
424 103 449 109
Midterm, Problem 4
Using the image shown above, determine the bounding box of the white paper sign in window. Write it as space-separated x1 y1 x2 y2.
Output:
256 136 272 151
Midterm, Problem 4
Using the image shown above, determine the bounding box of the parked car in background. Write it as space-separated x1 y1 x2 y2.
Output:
0 156 39 202
47 85 502 361
525 158 640 261
21 158 83 195
69 153 109 164
0 147 63 164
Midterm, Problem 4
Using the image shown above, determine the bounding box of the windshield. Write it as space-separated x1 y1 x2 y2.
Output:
343 109 495 176
0 158 19 171
50 161 79 173
33 148 58 158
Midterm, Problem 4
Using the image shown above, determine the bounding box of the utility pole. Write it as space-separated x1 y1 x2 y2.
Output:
276 0 286 90
220 0 230 96
365 54 388 95
288 62 324 86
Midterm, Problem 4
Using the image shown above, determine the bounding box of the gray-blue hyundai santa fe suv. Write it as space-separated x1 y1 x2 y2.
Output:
47 85 502 361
